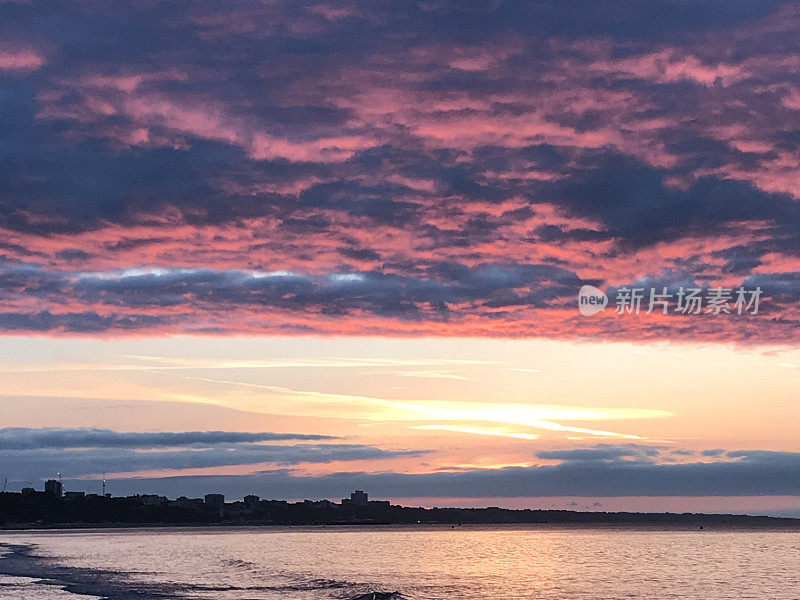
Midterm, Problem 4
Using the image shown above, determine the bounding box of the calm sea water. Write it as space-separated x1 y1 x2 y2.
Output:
1 525 799 599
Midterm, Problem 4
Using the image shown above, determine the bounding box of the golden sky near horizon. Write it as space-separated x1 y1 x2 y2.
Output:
3 336 799 469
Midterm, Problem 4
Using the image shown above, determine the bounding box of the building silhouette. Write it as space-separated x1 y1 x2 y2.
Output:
44 479 63 498
342 490 368 505
204 493 225 515
0 487 792 528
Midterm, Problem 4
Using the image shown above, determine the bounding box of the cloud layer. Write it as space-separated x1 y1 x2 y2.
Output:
0 428 424 480
2 1 800 340
64 443 800 499
6 430 799 499
0 427 332 449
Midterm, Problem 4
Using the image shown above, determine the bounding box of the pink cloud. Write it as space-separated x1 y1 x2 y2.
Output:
0 49 44 71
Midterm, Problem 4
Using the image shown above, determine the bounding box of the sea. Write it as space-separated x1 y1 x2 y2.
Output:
1 525 798 599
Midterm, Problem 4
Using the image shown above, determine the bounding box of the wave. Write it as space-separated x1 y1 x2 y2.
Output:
0 543 197 599
0 543 419 600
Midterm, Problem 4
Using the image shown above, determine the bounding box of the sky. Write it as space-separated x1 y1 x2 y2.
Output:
1 0 800 516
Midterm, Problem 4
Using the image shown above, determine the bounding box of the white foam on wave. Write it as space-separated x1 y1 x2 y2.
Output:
0 574 103 600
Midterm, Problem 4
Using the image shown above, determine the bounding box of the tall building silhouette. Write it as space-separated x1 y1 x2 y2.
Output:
44 479 63 498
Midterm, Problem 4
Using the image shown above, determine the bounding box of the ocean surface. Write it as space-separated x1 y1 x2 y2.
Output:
1 525 799 599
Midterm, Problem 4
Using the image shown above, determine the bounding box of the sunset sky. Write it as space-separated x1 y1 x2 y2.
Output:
1 0 800 515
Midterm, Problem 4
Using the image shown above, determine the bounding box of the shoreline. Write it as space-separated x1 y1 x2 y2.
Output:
0 542 171 600
0 541 387 600
3 518 800 533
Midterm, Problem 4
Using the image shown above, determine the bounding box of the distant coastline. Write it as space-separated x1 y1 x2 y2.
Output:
2 487 798 530
2 517 800 532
